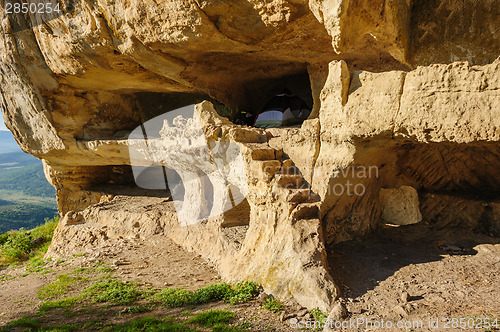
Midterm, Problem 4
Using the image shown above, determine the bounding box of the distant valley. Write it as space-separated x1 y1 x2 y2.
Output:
0 131 57 233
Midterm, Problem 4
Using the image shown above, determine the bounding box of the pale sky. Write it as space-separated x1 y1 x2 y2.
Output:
0 108 6 131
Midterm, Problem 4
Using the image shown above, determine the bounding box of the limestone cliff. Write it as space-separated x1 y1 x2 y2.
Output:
1 0 499 312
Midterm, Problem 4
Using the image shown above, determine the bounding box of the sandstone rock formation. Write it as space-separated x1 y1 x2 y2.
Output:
1 0 499 313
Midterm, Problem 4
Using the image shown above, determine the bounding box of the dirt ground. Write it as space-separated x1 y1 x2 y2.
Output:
0 224 498 331
0 235 293 331
328 223 500 331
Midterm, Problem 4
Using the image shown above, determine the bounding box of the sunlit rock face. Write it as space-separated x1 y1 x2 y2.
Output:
1 0 499 312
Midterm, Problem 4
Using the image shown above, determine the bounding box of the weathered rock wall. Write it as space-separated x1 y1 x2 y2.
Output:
1 0 499 313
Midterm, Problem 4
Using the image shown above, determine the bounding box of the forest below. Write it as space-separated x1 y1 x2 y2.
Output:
0 150 57 233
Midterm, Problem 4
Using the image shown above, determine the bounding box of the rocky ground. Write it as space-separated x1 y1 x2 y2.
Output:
328 223 500 331
0 225 499 331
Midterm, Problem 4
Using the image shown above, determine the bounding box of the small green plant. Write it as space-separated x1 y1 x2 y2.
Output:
96 265 113 273
83 279 140 305
27 255 52 274
0 232 10 246
70 263 112 276
239 322 253 329
38 274 78 299
310 308 328 322
141 287 159 301
227 281 262 304
156 287 193 307
29 217 58 242
102 317 196 332
187 309 236 328
0 229 32 261
262 297 285 312
191 282 233 304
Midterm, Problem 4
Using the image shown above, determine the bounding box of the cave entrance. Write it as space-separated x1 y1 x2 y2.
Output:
238 70 314 127
322 138 500 306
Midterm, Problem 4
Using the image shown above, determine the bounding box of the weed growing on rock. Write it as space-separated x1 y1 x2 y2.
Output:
227 281 262 304
310 308 328 323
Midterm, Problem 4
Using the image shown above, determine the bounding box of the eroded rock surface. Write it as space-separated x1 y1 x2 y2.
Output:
1 0 499 312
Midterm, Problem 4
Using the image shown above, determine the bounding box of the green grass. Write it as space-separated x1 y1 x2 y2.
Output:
0 317 42 331
191 282 233 304
39 324 78 331
70 267 87 274
262 297 285 312
37 274 78 299
155 281 262 308
1 273 261 331
0 317 79 332
0 230 33 261
226 281 262 304
156 287 193 307
118 305 152 315
187 309 235 328
39 297 79 312
69 262 113 276
83 279 140 305
0 216 59 265
81 320 108 330
212 324 248 332
102 317 196 332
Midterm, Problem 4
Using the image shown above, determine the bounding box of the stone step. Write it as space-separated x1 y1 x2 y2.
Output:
275 174 304 189
255 159 282 177
284 189 320 203
290 202 320 222
242 143 278 161
280 159 301 175
228 127 267 143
